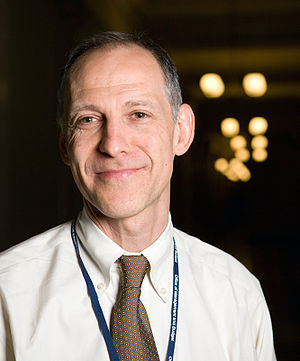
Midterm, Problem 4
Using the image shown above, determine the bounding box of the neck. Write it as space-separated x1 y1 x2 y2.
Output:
84 200 170 252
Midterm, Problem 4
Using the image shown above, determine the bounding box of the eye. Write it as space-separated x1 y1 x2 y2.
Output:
132 112 148 119
79 116 97 124
75 115 103 129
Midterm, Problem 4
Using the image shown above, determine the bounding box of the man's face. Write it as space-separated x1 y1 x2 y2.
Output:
62 45 183 220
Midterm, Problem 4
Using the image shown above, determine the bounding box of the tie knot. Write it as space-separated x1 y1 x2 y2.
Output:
119 255 149 289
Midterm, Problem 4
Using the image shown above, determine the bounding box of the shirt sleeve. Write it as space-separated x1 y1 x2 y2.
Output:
0 289 16 361
250 289 277 361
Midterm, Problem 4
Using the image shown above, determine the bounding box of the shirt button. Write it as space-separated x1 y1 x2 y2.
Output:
160 288 166 295
97 282 105 290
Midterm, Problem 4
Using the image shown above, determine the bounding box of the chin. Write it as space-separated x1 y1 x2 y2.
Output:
98 205 146 221
87 194 148 221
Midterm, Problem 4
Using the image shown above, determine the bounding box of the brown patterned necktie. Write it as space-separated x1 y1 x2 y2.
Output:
110 255 160 361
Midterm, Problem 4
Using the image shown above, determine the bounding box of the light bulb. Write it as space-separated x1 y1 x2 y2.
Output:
224 168 239 182
214 158 228 173
251 135 268 149
199 73 225 98
221 118 240 137
235 148 250 162
252 148 268 162
230 135 247 151
229 158 251 182
248 117 268 136
243 73 267 97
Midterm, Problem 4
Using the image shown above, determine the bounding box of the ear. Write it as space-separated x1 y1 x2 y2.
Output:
58 128 70 166
173 103 195 156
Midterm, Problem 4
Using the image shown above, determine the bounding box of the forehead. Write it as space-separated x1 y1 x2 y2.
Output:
68 45 166 95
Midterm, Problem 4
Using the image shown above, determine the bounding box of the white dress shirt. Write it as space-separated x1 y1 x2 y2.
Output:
0 209 276 361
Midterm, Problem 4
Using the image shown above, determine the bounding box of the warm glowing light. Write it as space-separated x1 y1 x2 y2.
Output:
216 157 251 182
248 117 268 136
229 158 243 170
229 158 244 174
251 135 268 149
224 168 239 182
240 169 251 182
230 135 247 151
242 73 267 97
252 148 268 162
221 117 240 137
235 148 250 162
214 158 228 173
199 73 225 98
229 158 251 182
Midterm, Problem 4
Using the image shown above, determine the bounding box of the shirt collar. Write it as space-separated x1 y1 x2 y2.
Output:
142 219 173 302
76 209 174 302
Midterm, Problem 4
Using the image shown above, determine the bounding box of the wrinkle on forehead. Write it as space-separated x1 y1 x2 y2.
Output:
68 45 168 99
72 45 161 78
69 82 163 113
71 82 150 98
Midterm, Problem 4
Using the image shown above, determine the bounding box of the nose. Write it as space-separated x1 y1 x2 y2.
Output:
98 118 129 157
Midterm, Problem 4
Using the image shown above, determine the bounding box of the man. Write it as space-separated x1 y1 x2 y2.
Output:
0 32 276 360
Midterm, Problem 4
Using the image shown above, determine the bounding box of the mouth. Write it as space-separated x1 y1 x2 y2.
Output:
95 167 144 179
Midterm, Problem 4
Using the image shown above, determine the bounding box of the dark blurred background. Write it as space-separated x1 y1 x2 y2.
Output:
0 0 299 359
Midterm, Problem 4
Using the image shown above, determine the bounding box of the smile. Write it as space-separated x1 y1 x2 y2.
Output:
95 168 143 179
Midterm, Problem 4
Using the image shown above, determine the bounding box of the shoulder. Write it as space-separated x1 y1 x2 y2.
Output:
173 227 263 298
0 221 73 274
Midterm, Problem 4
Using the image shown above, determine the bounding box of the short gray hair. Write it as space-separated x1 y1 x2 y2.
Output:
57 32 182 131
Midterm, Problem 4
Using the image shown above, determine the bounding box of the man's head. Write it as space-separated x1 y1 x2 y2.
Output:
58 32 194 223
57 32 182 131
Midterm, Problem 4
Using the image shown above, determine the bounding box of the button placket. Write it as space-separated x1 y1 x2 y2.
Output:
160 287 167 295
97 281 106 292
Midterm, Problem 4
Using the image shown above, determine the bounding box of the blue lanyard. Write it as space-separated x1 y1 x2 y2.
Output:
71 220 179 361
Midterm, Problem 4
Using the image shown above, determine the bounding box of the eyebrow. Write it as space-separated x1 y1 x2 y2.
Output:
123 100 154 108
69 99 155 119
69 104 102 118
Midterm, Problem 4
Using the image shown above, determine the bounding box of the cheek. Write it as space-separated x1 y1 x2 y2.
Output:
67 146 90 181
68 132 97 164
155 129 175 157
143 132 175 173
